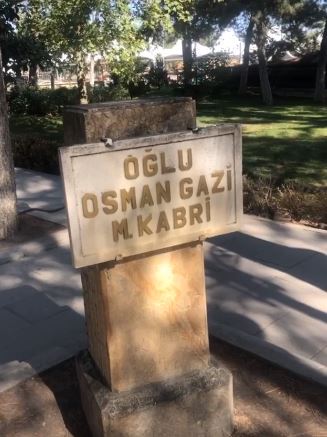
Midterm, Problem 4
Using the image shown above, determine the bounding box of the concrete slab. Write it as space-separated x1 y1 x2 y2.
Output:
15 168 66 226
0 285 38 309
312 346 327 367
0 308 31 348
287 253 327 291
0 308 86 373
241 214 327 254
5 292 67 324
209 321 327 387
257 310 327 359
206 274 287 336
208 232 317 269
204 229 327 387
0 228 69 266
0 344 84 393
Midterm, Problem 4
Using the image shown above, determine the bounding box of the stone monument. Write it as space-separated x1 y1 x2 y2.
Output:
60 97 242 437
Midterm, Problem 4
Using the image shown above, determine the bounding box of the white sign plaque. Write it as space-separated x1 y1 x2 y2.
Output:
60 125 242 268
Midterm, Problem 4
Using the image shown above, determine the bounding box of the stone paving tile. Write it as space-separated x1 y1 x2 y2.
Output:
15 168 66 226
0 343 87 393
205 242 282 282
205 242 327 313
312 346 327 366
257 310 327 359
287 253 327 291
15 168 64 211
206 273 287 336
5 292 68 324
271 276 327 311
209 320 327 387
209 232 316 269
0 308 85 366
242 215 327 254
0 308 31 349
0 285 38 309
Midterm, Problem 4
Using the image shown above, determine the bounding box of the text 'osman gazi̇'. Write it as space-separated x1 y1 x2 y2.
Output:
80 147 233 242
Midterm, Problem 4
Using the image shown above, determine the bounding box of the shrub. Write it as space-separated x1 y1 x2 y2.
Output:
89 83 130 103
147 56 169 89
243 175 277 219
194 53 230 85
50 87 80 110
8 87 80 116
12 136 60 174
9 87 52 116
128 79 149 98
243 175 327 227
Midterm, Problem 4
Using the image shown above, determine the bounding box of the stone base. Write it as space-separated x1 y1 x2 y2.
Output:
76 351 233 437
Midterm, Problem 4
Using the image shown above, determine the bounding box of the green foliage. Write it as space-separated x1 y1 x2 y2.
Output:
194 53 230 84
8 87 79 116
8 82 148 117
10 114 63 173
23 0 147 100
89 83 130 103
147 55 168 88
12 135 60 174
0 0 21 37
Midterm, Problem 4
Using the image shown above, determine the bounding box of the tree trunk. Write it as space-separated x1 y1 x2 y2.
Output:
239 14 254 95
76 55 88 104
255 14 273 105
89 54 95 87
0 47 17 240
314 17 327 103
182 26 193 88
29 63 38 87
50 70 55 90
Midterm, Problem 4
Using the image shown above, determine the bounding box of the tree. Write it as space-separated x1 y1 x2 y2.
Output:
139 0 231 87
0 0 18 239
253 8 273 105
25 0 144 103
147 55 168 88
138 0 195 86
239 12 255 95
274 0 327 103
314 13 327 102
235 0 311 104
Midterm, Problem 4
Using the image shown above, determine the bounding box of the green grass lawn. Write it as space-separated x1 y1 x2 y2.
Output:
9 95 327 186
10 115 63 143
197 96 327 186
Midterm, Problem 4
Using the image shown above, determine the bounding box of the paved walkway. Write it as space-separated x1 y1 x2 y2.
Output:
0 168 326 392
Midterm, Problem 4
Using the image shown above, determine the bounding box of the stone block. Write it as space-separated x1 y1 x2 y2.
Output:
81 242 210 392
63 97 196 146
76 351 233 437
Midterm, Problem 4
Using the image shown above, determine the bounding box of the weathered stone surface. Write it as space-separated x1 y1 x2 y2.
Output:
81 242 210 392
76 350 233 437
63 97 196 146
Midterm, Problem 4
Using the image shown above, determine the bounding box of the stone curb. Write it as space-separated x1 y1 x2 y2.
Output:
209 321 327 387
245 213 327 235
0 229 69 266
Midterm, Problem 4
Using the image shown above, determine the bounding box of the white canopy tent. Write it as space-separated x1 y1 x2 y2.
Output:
139 40 212 61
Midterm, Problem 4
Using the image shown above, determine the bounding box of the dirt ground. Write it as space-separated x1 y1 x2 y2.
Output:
0 337 326 437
